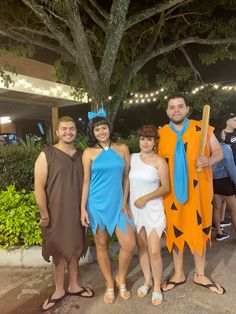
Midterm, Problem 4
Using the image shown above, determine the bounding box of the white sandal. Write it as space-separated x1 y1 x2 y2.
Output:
152 291 163 306
137 285 150 297
104 288 115 304
115 280 131 300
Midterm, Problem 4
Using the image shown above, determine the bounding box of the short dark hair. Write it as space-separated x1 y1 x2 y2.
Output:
87 116 117 147
167 94 188 106
56 116 76 130
137 125 158 140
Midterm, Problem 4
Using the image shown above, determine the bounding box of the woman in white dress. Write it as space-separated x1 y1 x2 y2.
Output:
129 125 170 305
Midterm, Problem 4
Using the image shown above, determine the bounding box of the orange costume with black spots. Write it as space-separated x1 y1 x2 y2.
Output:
158 119 214 255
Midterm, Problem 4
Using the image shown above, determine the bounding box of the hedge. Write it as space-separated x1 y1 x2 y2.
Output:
0 186 42 249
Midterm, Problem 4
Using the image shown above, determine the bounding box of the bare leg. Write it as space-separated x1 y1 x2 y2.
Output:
161 245 185 292
94 227 114 304
147 230 162 293
67 256 93 296
42 258 65 311
213 194 224 235
193 248 224 294
223 195 236 231
115 223 136 299
136 227 152 296
220 200 226 222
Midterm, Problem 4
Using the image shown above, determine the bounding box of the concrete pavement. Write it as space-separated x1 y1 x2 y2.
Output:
0 228 235 314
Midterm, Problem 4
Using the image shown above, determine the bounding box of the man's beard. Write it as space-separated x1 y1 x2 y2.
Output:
170 116 187 125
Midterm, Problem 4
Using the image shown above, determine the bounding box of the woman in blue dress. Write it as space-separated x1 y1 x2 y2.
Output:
81 108 135 304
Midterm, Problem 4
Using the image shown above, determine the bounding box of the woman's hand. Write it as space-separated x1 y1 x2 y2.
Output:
81 209 90 227
121 203 132 219
134 196 147 208
38 217 50 228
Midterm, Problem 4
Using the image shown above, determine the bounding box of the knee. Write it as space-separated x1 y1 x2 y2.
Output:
121 239 136 253
95 239 109 251
148 248 161 260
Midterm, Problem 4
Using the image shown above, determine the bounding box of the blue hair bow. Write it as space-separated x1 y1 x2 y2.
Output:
88 108 107 120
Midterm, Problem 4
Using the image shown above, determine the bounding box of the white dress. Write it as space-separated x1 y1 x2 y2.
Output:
129 153 166 237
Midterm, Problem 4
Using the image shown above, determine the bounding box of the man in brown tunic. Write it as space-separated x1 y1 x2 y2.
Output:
34 116 94 312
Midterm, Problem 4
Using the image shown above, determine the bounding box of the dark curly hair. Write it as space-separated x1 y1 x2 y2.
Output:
87 116 117 147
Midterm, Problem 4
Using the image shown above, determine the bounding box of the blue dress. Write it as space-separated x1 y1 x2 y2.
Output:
87 147 133 235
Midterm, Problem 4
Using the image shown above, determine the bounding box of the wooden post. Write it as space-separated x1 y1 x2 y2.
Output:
51 105 59 144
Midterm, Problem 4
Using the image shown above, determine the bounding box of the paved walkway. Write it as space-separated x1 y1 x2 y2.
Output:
0 229 235 314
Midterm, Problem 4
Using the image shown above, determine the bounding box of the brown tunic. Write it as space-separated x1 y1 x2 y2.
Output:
41 146 87 263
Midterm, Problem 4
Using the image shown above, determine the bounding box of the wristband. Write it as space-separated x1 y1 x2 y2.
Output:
41 217 50 220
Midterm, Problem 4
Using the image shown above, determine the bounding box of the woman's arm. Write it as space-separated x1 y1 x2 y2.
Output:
134 156 170 208
121 144 132 218
223 145 236 186
81 149 92 227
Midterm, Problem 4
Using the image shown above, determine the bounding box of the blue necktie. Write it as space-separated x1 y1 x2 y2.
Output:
169 119 190 204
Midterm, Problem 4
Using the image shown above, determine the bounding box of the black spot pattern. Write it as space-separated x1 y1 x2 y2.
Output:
193 180 198 188
174 225 183 238
184 142 188 152
197 211 202 225
196 125 201 132
171 202 178 210
202 226 211 235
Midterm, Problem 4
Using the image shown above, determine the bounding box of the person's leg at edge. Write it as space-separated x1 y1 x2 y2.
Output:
136 227 152 296
94 227 114 304
193 248 224 294
161 245 185 291
220 200 226 223
42 257 65 310
147 229 163 305
115 223 136 299
67 256 93 296
223 195 236 231
213 195 224 235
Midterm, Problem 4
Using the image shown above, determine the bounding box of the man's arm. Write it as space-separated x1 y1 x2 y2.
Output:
196 133 223 168
34 151 49 227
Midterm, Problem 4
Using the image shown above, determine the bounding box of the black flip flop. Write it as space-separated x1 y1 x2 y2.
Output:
194 280 226 294
161 278 186 292
67 287 95 298
41 292 67 312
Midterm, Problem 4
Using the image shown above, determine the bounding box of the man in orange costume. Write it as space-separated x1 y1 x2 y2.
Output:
158 95 225 294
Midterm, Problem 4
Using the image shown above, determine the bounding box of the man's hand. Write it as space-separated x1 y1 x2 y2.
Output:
38 217 50 228
134 196 147 208
81 209 90 227
196 156 212 168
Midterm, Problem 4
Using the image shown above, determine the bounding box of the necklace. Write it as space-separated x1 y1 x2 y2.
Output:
140 151 155 157
97 140 111 151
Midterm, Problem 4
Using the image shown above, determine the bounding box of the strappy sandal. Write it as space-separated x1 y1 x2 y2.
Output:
104 288 115 304
152 291 163 306
115 279 131 300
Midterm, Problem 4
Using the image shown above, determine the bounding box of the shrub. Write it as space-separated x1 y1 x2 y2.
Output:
122 135 139 153
0 186 42 249
0 144 41 191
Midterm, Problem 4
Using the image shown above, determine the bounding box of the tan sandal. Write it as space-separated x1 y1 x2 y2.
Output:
115 280 131 300
104 288 115 304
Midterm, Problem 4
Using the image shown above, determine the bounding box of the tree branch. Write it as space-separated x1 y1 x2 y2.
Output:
64 0 103 104
88 0 109 20
99 0 130 89
0 26 64 54
77 0 106 31
125 0 187 30
21 0 77 58
180 47 203 82
7 25 56 40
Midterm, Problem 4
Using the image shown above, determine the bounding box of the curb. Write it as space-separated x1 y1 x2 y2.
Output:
0 246 96 267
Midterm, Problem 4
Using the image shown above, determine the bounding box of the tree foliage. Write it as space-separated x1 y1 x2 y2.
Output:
1 0 236 121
